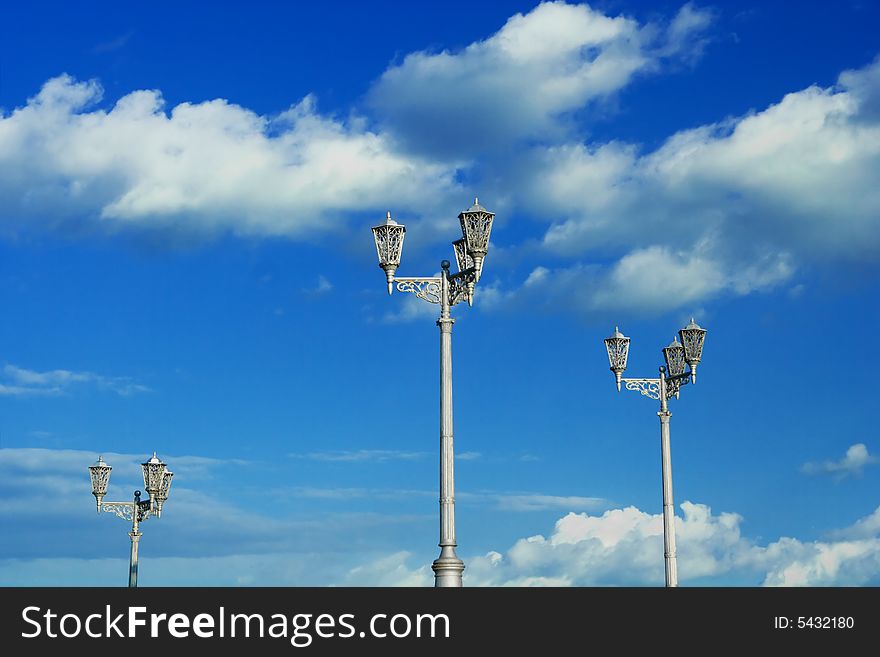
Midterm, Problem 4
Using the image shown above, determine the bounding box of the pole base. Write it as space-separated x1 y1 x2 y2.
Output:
432 549 465 587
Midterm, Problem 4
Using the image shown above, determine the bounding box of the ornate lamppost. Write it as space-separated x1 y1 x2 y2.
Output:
603 319 707 587
88 453 173 587
371 199 494 587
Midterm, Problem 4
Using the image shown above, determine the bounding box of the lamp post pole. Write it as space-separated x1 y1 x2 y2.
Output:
372 199 494 587
128 491 144 588
434 261 463 586
658 368 677 588
604 320 707 587
88 453 174 588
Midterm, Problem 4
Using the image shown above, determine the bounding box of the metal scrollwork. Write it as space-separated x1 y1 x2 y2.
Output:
665 374 690 400
623 378 661 400
102 501 152 523
102 502 135 522
448 270 477 306
396 278 442 304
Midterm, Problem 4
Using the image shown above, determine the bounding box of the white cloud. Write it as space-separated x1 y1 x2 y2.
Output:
801 443 879 479
0 75 462 240
369 2 714 158
480 245 790 316
0 364 150 396
482 57 880 317
535 65 880 262
288 449 429 462
379 287 443 324
345 501 880 587
492 494 607 512
459 502 880 586
4 446 879 585
344 551 432 586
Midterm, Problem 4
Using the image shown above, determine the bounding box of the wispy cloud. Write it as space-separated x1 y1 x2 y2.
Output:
291 487 433 501
92 31 134 54
302 274 333 296
0 364 151 397
801 443 879 479
289 449 429 462
491 494 607 512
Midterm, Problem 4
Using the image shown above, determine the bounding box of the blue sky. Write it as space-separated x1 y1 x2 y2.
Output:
1 0 879 586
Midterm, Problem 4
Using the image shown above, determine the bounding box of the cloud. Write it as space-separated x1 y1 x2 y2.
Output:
801 443 879 479
482 56 880 317
362 502 880 587
379 288 443 324
0 364 150 397
314 275 333 294
0 76 462 241
92 31 134 54
0 447 428 563
344 551 432 586
482 246 791 316
4 446 879 585
368 1 715 158
491 494 607 512
288 449 429 462
1 8 878 322
291 487 433 501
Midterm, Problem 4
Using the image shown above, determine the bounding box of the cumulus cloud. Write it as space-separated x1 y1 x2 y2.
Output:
364 502 880 587
536 58 880 261
0 76 462 240
801 443 879 479
484 56 880 316
0 364 150 396
3 447 879 585
1 5 878 321
368 1 715 158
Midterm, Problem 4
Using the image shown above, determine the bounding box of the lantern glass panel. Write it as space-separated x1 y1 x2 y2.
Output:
89 456 112 497
458 199 494 256
679 318 707 367
604 327 630 374
141 453 167 495
663 338 687 377
372 213 406 268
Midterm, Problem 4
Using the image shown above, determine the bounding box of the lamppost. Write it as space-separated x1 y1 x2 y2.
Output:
88 453 173 588
371 198 494 588
603 319 707 587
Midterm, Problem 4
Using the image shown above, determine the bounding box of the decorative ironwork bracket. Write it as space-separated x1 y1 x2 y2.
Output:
665 373 691 399
101 500 152 523
395 277 442 304
622 374 691 401
622 378 661 400
448 269 477 307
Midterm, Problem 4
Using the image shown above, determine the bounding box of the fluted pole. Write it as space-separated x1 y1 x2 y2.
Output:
128 495 141 588
658 369 678 587
432 262 465 586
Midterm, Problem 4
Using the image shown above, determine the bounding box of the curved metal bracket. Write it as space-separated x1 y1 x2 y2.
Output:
622 378 661 400
395 277 442 305
449 269 477 307
101 501 152 523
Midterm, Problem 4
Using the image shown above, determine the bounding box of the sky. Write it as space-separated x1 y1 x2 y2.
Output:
0 0 879 587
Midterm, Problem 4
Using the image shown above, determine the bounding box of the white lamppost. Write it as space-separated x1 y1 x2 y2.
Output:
372 199 494 587
88 453 173 587
604 319 707 587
